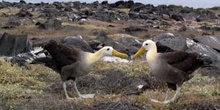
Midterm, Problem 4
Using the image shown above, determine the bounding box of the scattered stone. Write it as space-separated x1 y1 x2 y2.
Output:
193 36 220 51
171 14 184 21
153 33 188 51
38 18 62 30
16 8 33 17
61 35 94 52
0 33 31 56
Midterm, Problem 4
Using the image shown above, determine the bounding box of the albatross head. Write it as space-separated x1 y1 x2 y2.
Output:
100 46 128 58
132 40 156 59
85 46 128 65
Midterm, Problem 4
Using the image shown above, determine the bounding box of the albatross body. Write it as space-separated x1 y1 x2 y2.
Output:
132 40 206 104
34 40 128 99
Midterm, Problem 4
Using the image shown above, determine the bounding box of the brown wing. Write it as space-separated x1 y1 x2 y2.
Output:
158 51 201 73
59 44 81 63
44 40 81 68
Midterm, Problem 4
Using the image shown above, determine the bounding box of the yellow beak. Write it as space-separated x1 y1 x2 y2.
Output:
112 49 128 58
132 46 146 59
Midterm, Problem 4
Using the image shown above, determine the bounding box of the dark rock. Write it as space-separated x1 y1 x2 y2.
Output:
117 36 142 55
196 15 203 22
35 21 41 26
61 36 94 52
153 33 188 51
200 25 212 30
91 29 107 36
129 3 146 12
4 15 33 27
139 13 150 19
178 25 198 32
20 0 26 4
95 30 114 44
200 25 220 31
124 26 148 35
117 36 142 48
179 7 193 13
195 10 218 22
66 12 81 21
38 18 62 30
113 1 124 8
94 30 128 54
41 8 60 18
90 8 128 22
0 33 32 56
160 20 172 26
0 1 12 8
16 8 33 17
161 13 170 20
101 1 108 5
128 12 140 19
112 0 134 8
186 38 220 69
72 1 82 9
156 42 174 53
31 37 63 47
125 0 135 8
87 40 104 50
171 14 184 21
193 36 220 52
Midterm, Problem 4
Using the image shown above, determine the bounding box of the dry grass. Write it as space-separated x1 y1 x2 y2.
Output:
0 58 219 109
0 8 20 15
0 61 57 100
0 6 220 109
116 8 130 14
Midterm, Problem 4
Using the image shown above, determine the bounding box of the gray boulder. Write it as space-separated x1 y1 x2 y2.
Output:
38 18 62 30
153 33 187 51
117 36 142 55
94 30 129 54
193 36 220 52
186 38 220 69
0 33 32 56
61 35 94 52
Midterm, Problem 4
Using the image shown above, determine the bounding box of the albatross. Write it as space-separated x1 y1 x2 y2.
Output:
132 40 209 104
33 40 128 99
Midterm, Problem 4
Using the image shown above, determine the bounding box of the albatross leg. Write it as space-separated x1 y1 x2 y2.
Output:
73 81 95 99
168 86 181 102
63 82 74 100
164 89 169 101
151 85 181 104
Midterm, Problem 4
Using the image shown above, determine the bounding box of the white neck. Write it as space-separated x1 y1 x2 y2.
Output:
146 44 157 63
84 49 104 65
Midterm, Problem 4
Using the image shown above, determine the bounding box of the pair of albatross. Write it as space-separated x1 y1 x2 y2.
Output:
35 39 207 104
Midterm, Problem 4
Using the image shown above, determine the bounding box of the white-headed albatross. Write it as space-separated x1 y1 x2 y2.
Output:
132 40 208 104
34 40 128 99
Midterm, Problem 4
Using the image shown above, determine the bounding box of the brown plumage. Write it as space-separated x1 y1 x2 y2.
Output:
34 40 128 99
132 40 208 104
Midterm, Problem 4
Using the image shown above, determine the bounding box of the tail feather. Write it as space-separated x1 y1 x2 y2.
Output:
31 57 60 72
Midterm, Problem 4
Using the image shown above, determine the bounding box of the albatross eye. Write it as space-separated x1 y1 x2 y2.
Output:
107 48 110 51
145 43 148 46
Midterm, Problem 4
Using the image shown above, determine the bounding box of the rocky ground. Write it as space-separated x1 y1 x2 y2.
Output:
0 1 220 110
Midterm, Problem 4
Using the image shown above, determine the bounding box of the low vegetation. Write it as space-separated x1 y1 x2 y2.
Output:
0 59 219 109
0 3 220 109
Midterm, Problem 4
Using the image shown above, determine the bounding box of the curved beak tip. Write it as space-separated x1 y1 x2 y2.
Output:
112 50 128 58
132 46 145 59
